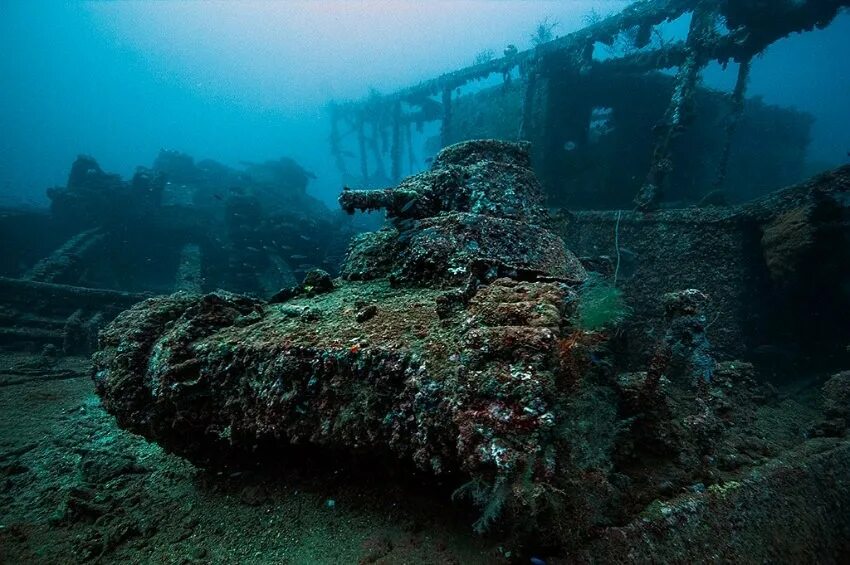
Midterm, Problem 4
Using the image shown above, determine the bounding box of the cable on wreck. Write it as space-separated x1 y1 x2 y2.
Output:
614 209 622 286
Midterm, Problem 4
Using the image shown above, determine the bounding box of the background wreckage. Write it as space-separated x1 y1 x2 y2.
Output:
93 141 850 557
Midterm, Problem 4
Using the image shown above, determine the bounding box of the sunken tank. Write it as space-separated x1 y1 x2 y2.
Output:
93 140 595 537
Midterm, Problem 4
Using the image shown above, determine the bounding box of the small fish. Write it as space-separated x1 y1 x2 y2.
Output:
400 199 418 213
395 218 418 230
290 254 308 260
213 194 223 201
300 235 311 241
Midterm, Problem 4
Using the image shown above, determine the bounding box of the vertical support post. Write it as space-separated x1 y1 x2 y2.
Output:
635 7 714 211
370 121 386 180
518 63 538 141
405 121 416 174
329 105 347 175
174 243 203 293
713 58 752 191
440 86 453 148
391 101 402 182
357 115 369 184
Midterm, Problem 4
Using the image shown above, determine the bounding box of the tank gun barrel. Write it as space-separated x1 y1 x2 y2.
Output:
339 186 423 218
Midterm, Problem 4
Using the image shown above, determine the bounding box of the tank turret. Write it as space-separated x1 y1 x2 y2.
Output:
339 140 585 285
339 140 544 224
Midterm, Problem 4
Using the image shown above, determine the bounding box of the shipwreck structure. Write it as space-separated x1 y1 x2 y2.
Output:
330 0 847 209
0 152 355 354
93 141 850 558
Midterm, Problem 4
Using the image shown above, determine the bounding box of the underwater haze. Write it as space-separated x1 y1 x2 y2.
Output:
1 0 624 206
2 1 849 207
